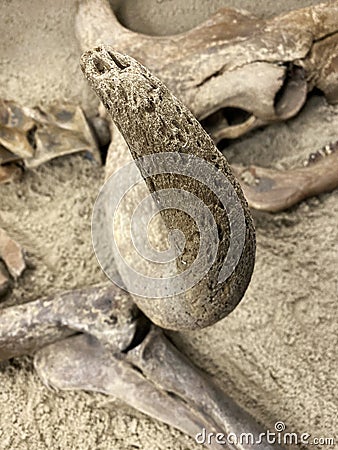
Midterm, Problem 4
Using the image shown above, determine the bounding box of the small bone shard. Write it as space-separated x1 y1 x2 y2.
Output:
76 0 338 139
0 163 21 184
232 141 338 212
0 228 26 280
0 100 100 170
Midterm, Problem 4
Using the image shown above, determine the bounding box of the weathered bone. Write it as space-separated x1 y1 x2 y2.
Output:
81 46 256 330
0 228 26 280
232 140 338 212
301 33 338 104
76 0 338 140
77 0 338 210
103 112 338 213
32 307 282 450
0 100 100 169
0 284 138 361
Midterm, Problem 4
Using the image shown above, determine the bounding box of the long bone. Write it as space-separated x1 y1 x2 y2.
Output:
33 324 283 450
0 285 282 449
0 3 334 446
76 0 338 141
0 48 268 448
232 140 338 212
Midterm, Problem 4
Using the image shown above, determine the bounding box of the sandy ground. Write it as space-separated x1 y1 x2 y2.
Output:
0 1 337 449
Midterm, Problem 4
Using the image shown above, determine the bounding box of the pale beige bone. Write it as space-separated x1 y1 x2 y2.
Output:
76 0 338 141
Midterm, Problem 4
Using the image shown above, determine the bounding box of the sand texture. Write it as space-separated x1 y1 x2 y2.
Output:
0 1 337 449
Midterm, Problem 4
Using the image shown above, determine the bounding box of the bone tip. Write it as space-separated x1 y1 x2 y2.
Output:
80 45 131 81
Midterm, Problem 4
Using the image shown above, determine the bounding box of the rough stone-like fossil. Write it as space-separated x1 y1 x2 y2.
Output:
0 100 100 173
77 0 338 212
83 46 255 330
99 107 338 213
76 0 338 141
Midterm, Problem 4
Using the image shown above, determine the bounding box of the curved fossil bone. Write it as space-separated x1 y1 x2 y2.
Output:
76 0 338 141
0 100 100 168
82 46 256 330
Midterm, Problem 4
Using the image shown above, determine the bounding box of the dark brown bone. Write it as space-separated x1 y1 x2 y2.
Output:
76 0 338 140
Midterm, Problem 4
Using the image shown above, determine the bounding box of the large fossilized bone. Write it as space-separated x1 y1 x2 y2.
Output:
76 0 338 141
82 46 256 330
0 48 258 447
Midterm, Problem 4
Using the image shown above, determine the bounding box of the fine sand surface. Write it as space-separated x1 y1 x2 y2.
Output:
0 1 337 449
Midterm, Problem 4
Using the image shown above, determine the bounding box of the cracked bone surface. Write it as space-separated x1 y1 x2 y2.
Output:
0 285 139 361
0 46 262 450
0 100 100 169
76 0 338 140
